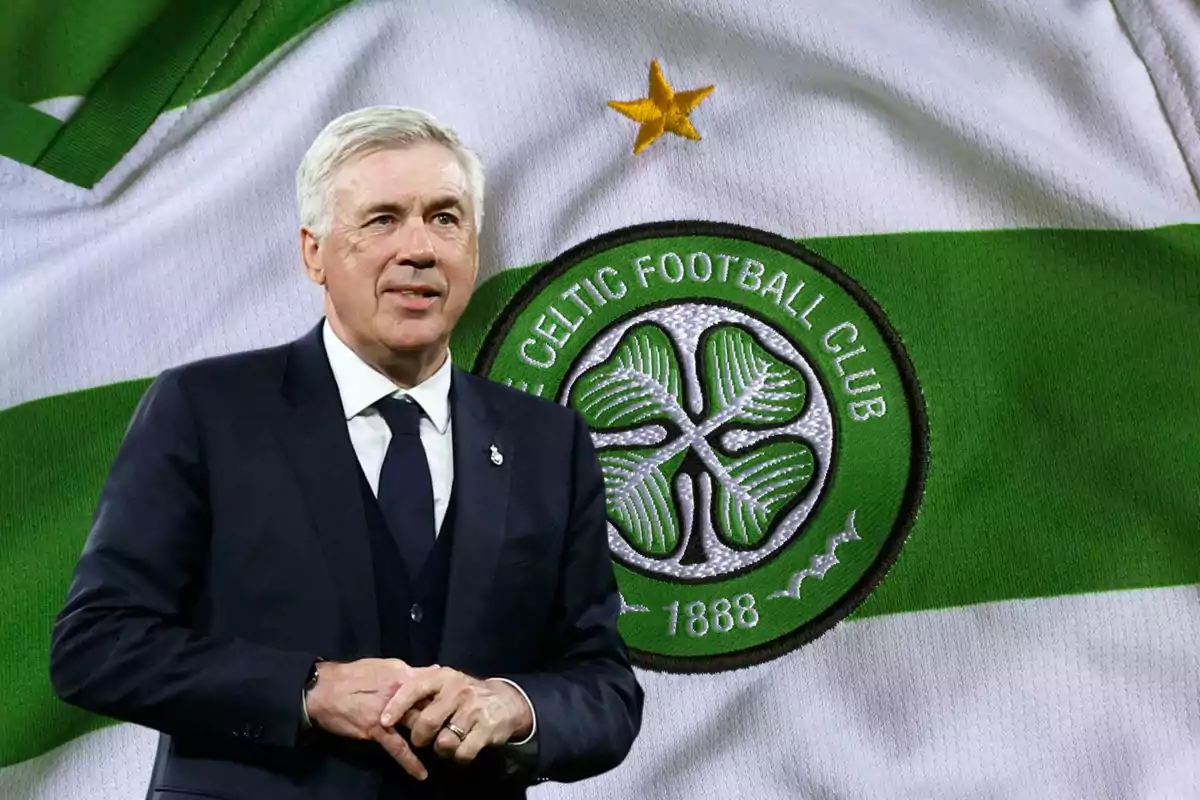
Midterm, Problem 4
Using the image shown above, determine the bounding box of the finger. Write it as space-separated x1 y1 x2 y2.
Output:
433 712 475 758
396 693 435 731
451 723 492 765
372 727 428 782
412 681 468 748
381 658 414 694
399 708 422 731
434 727 461 757
380 673 444 729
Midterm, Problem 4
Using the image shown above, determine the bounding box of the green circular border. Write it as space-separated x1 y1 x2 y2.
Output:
474 221 929 673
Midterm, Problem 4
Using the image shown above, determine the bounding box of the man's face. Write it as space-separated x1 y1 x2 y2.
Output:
302 142 478 365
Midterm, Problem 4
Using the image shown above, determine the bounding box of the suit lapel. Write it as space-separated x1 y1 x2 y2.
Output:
439 369 511 664
273 323 380 655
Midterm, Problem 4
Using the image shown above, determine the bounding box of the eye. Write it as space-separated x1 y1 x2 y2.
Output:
366 214 394 227
432 211 459 226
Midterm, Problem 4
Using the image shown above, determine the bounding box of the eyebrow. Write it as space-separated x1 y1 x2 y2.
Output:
357 195 467 220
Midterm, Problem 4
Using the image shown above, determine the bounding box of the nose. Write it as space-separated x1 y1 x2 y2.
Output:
397 217 436 269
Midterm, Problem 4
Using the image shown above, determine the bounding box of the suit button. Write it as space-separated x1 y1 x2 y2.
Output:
410 603 423 623
253 724 264 739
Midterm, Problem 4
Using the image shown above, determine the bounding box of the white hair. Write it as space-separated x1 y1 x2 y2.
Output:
295 106 485 238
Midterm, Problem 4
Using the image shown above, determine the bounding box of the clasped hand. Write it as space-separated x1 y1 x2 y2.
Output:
304 658 533 781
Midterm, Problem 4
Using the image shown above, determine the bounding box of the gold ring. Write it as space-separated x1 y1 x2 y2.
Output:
444 722 467 742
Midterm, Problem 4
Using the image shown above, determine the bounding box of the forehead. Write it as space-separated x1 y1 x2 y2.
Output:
331 143 469 209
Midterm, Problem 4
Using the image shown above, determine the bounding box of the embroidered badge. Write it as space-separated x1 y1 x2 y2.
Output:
476 222 927 672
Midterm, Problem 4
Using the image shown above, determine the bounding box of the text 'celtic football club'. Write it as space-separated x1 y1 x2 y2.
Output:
510 251 888 422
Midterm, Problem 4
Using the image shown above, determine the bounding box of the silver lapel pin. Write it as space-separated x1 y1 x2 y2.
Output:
489 444 504 466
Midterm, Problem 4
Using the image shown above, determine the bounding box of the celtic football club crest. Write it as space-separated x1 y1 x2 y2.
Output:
476 222 927 672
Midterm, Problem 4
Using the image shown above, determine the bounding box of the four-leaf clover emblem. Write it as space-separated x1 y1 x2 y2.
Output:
570 319 818 577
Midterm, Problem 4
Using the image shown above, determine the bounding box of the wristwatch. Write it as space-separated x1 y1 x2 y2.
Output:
305 658 324 693
300 659 324 732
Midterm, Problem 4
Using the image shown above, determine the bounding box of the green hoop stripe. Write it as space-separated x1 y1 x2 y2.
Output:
2 224 1198 763
3 0 357 187
0 96 62 166
33 0 246 188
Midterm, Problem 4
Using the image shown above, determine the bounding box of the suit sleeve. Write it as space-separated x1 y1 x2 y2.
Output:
497 412 645 783
49 368 316 747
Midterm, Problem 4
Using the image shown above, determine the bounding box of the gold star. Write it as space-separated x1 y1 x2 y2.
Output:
608 60 714 155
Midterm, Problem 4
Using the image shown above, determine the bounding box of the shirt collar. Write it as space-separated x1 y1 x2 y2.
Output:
321 319 452 434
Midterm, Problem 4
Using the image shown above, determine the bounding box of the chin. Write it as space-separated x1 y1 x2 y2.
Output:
378 320 446 355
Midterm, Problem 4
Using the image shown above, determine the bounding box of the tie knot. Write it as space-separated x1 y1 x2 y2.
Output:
375 395 423 437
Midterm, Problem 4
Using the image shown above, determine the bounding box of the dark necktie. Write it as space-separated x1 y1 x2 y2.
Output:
374 396 436 579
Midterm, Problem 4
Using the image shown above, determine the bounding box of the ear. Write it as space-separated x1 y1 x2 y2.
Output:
469 228 481 285
300 227 325 286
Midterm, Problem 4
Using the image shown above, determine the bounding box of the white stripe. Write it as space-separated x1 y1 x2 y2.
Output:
2 0 1198 410
0 723 157 800
537 586 1200 800
3 587 1197 798
1111 0 1200 190
30 96 85 124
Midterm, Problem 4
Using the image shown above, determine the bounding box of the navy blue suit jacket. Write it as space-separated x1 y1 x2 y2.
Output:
49 323 643 799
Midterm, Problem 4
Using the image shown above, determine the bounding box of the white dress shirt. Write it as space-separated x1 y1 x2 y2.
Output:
310 321 536 745
322 321 454 533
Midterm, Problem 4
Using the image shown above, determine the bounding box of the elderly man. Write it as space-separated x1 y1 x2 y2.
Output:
49 106 644 799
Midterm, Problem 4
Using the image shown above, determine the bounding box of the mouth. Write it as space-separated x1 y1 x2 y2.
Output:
391 286 440 298
383 285 442 311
